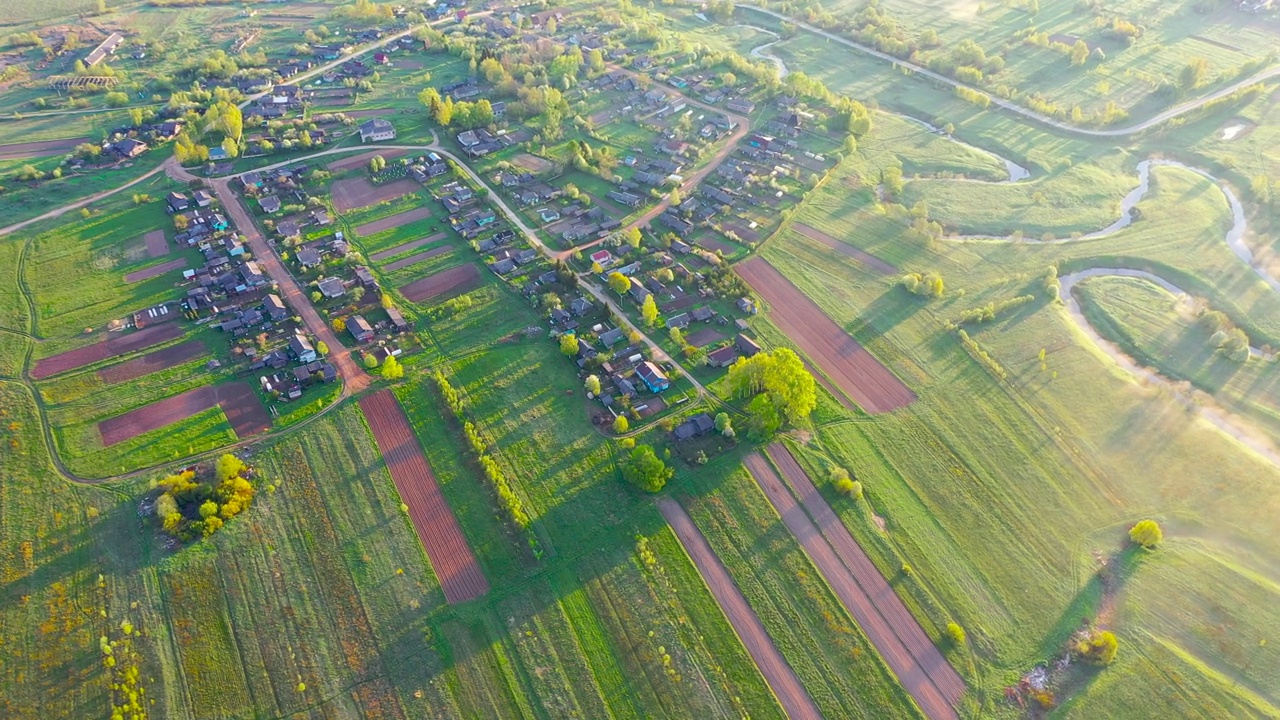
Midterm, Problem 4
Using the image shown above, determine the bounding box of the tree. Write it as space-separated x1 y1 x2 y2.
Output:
612 414 629 433
585 375 601 395
1180 57 1209 90
316 341 329 356
625 226 642 248
714 412 734 437
1076 629 1119 666
946 623 966 646
1128 519 1163 549
1070 39 1089 67
621 445 672 492
331 317 346 332
380 293 394 310
380 355 404 380
744 393 782 440
641 295 659 326
668 187 682 206
607 271 630 295
363 353 379 369
104 91 129 107
560 333 579 356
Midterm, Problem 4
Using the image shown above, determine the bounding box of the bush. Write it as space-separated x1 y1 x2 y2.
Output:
902 272 945 298
1076 629 1119 666
946 622 966 645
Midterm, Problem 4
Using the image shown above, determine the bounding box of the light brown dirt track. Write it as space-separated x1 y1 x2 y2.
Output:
398 263 481 303
737 257 915 413
746 447 965 720
356 206 432 236
98 382 270 446
658 497 821 720
359 390 488 604
792 223 897 275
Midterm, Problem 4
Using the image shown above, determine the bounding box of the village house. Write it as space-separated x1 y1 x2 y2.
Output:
736 333 761 357
673 413 714 440
706 345 740 368
318 277 346 299
635 361 670 393
289 333 318 363
347 314 374 342
359 118 397 143
167 192 190 213
386 307 410 332
263 294 288 321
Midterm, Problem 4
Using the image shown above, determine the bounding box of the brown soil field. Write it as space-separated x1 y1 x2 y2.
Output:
98 382 270 446
751 446 966 719
383 244 453 272
326 149 408 172
359 390 489 604
32 323 185 379
736 257 915 413
370 231 447 262
97 340 206 384
355 206 432 236
724 222 761 244
685 327 725 347
792 223 896 275
697 235 737 255
396 59 425 70
0 137 89 160
143 230 169 258
124 258 187 283
511 153 556 174
399 264 481 303
658 497 821 720
331 177 419 212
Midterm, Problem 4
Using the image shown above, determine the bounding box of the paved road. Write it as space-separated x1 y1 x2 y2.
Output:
557 66 750 260
168 163 370 395
734 3 1280 138
745 449 964 720
658 497 822 720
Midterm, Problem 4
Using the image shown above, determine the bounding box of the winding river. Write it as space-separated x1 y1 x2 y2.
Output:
891 113 1031 183
730 25 790 78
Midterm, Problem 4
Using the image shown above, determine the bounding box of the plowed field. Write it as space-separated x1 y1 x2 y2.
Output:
737 257 915 413
359 390 488 604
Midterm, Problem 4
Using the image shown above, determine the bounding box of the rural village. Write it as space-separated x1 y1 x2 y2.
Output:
2 0 1280 718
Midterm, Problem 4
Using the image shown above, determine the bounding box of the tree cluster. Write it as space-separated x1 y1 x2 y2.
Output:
621 444 673 493
152 454 256 540
726 348 816 439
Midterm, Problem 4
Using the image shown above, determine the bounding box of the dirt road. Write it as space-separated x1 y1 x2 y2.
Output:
195 169 369 395
555 66 750 260
657 497 821 720
745 448 965 720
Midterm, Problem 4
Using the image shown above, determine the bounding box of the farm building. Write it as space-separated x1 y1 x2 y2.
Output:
348 315 374 342
635 361 669 393
359 119 397 143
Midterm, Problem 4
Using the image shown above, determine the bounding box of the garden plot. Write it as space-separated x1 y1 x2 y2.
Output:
97 382 269 446
399 264 482 303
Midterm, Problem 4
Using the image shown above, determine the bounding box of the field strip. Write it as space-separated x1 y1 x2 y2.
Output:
792 223 896 275
370 231 448 262
737 257 916 412
326 148 408 172
32 323 185 379
355 206 433 236
358 389 488 604
98 382 269 446
382 245 453 272
399 263 482 303
745 449 965 720
657 497 821 720
98 340 206 384
0 137 89 160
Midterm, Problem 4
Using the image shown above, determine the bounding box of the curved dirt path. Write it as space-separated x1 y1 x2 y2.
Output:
1059 268 1280 467
657 497 821 720
731 3 1280 138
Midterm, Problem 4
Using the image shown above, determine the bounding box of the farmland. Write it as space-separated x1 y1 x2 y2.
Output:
3 0 1280 716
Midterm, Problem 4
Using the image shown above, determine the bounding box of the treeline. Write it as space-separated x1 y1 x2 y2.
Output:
953 294 1035 325
956 329 1008 381
431 371 540 556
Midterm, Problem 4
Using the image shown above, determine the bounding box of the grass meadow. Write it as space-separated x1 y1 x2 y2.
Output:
732 92 1280 714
